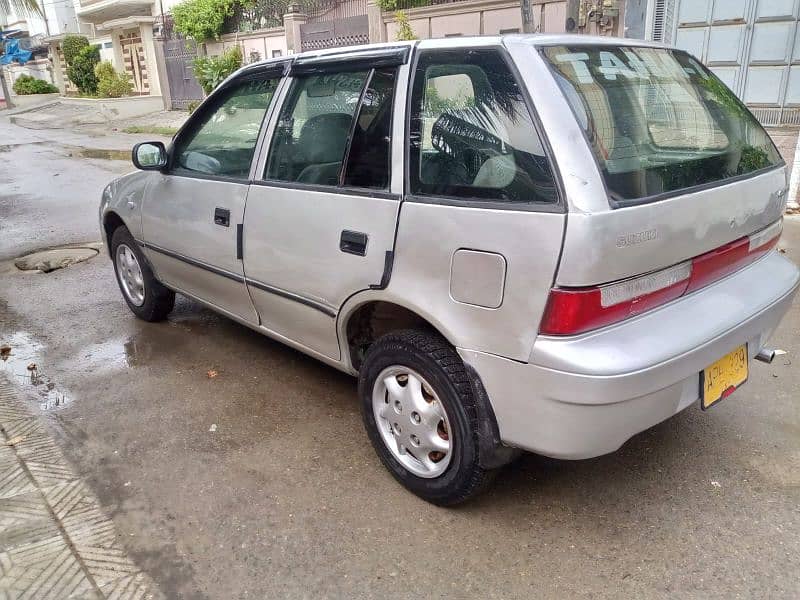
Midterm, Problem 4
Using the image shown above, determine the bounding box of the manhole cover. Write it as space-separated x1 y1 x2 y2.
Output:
15 247 99 273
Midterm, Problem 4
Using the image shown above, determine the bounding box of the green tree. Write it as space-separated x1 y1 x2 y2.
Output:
61 34 90 64
66 45 100 95
173 0 236 41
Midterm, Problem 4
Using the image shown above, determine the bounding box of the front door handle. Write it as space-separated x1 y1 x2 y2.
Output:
214 207 230 227
340 230 368 256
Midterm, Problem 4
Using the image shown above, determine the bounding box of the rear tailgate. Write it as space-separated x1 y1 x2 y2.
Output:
535 43 788 287
521 41 794 337
557 167 787 287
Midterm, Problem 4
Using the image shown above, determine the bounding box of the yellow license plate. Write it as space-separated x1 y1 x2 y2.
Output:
701 345 748 410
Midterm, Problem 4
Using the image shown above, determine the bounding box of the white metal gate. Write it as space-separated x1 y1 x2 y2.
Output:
673 0 800 126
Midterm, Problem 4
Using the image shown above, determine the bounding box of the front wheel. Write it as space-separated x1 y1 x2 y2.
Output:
111 226 175 322
359 330 495 505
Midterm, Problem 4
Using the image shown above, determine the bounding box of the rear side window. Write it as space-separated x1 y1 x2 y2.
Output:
343 68 396 189
265 68 396 189
408 48 558 204
172 77 279 179
266 71 368 186
541 45 783 204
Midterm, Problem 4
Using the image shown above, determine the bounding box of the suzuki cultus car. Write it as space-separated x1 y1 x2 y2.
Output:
101 36 799 504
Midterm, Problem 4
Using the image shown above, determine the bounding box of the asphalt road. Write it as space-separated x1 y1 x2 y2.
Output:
1 117 799 599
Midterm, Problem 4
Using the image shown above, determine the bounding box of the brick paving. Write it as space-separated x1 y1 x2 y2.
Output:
0 376 162 600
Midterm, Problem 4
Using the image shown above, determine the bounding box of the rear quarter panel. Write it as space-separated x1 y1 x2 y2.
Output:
381 201 565 361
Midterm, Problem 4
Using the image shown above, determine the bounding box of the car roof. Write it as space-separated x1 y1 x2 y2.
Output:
240 34 669 73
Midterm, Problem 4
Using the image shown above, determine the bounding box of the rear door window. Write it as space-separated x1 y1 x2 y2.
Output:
265 71 369 186
264 68 398 190
342 68 397 189
541 45 783 204
408 48 558 204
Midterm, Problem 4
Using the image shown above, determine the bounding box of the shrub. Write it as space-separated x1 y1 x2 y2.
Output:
94 60 115 80
94 61 133 98
192 45 242 94
173 0 236 41
12 74 58 95
394 11 417 41
187 100 201 113
62 34 90 65
66 44 100 95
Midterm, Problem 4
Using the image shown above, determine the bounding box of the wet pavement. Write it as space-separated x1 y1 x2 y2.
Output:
0 120 172 262
0 375 162 599
1 115 800 599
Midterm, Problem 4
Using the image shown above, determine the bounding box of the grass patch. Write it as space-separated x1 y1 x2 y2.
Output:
122 125 179 136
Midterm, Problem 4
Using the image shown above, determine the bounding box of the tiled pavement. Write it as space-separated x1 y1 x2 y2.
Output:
0 375 163 599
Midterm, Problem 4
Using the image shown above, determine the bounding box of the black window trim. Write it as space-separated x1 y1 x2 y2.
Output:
164 62 289 182
290 46 410 75
537 45 786 209
338 68 375 187
402 44 566 214
250 178 401 200
261 63 399 193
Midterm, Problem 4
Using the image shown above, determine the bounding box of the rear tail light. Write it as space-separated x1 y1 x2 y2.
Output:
540 220 782 336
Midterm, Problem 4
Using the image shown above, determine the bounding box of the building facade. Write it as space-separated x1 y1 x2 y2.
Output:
2 0 83 94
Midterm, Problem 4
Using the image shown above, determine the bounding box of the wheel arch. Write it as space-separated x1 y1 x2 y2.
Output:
102 211 127 257
339 295 458 374
347 307 520 472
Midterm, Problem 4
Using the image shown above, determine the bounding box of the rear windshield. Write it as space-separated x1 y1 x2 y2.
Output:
541 45 782 204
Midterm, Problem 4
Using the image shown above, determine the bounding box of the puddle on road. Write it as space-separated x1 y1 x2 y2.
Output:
0 332 71 410
0 330 161 412
75 337 155 372
78 148 130 161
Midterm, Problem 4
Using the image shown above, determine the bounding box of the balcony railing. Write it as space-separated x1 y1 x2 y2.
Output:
220 0 473 35
379 0 474 10
222 0 289 34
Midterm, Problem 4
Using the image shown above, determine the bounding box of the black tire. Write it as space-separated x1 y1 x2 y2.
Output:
110 226 175 322
359 329 496 506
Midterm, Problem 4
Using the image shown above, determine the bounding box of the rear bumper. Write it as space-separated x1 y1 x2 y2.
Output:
459 252 800 459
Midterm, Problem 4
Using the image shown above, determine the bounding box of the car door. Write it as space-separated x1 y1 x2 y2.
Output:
243 50 409 359
140 64 285 323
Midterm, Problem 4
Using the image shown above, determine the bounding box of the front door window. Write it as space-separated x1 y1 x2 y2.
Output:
172 77 280 179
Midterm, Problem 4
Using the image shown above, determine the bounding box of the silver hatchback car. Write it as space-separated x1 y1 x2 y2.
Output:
101 35 799 504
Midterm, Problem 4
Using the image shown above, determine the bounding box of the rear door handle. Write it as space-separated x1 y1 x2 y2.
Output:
214 207 230 227
340 230 368 256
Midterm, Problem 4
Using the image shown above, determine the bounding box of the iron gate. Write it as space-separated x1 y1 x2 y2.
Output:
672 0 800 126
300 0 369 53
156 16 204 110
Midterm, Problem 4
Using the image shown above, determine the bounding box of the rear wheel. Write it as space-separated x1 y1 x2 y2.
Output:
111 226 174 322
359 330 495 505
